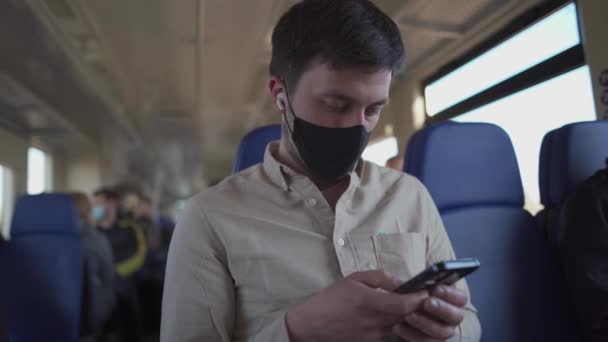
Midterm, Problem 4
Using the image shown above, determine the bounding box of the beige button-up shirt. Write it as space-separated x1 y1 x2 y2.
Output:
161 142 481 342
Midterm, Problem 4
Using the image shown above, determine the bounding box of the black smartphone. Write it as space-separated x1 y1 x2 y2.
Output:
393 258 480 294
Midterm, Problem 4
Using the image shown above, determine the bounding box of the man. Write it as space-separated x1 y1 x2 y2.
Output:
93 188 147 342
69 192 116 339
135 196 161 252
93 188 147 279
133 196 165 335
162 1 481 341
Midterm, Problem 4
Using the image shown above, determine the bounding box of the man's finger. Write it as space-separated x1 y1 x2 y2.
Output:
362 288 429 316
348 270 401 291
423 296 465 326
404 312 457 340
392 322 445 342
431 285 468 307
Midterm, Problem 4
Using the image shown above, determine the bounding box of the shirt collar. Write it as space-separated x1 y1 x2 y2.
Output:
262 141 364 192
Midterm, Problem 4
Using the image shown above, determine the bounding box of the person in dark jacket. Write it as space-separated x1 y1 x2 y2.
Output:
93 188 147 280
69 192 115 339
93 188 146 342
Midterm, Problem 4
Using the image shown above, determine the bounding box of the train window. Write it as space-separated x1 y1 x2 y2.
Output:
455 65 595 212
423 1 591 213
362 136 398 167
425 3 580 116
0 165 14 239
0 167 4 235
27 147 53 195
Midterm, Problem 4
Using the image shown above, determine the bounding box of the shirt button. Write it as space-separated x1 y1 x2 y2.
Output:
305 198 317 207
337 238 346 246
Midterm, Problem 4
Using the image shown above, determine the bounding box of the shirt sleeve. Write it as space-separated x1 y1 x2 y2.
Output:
420 185 482 342
161 198 235 342
161 197 294 342
242 312 291 342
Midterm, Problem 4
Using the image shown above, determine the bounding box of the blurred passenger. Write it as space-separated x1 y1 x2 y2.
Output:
122 192 140 216
157 215 176 254
69 192 115 339
134 196 165 336
135 197 161 252
93 188 146 342
93 188 147 279
385 155 404 171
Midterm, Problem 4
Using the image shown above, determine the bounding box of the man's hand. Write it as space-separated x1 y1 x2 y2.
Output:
393 285 468 341
286 270 429 342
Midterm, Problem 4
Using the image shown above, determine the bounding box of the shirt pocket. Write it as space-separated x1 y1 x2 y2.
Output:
372 232 427 282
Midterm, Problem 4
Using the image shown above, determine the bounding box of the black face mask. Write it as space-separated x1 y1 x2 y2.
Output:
283 89 370 182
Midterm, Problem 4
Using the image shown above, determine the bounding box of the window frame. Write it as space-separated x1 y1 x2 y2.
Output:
423 0 584 124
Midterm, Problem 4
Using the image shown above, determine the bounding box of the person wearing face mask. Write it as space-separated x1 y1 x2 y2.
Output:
93 188 146 342
69 192 115 340
161 1 481 341
93 188 147 280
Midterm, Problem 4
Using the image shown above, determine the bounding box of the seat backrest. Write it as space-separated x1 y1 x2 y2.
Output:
538 121 608 340
0 193 83 342
232 125 281 174
404 122 579 341
0 312 7 342
539 120 608 209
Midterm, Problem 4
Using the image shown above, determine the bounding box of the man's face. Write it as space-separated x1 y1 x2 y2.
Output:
93 195 115 219
93 195 108 210
276 62 392 132
136 202 153 219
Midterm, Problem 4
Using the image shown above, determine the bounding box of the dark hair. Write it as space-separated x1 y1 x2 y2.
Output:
93 188 119 201
69 192 92 225
270 0 405 92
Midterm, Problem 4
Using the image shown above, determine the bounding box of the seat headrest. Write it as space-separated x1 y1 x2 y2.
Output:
232 125 281 174
539 120 608 207
404 122 524 211
10 193 80 237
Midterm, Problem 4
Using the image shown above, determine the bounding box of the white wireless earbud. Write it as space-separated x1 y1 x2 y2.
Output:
276 94 286 111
